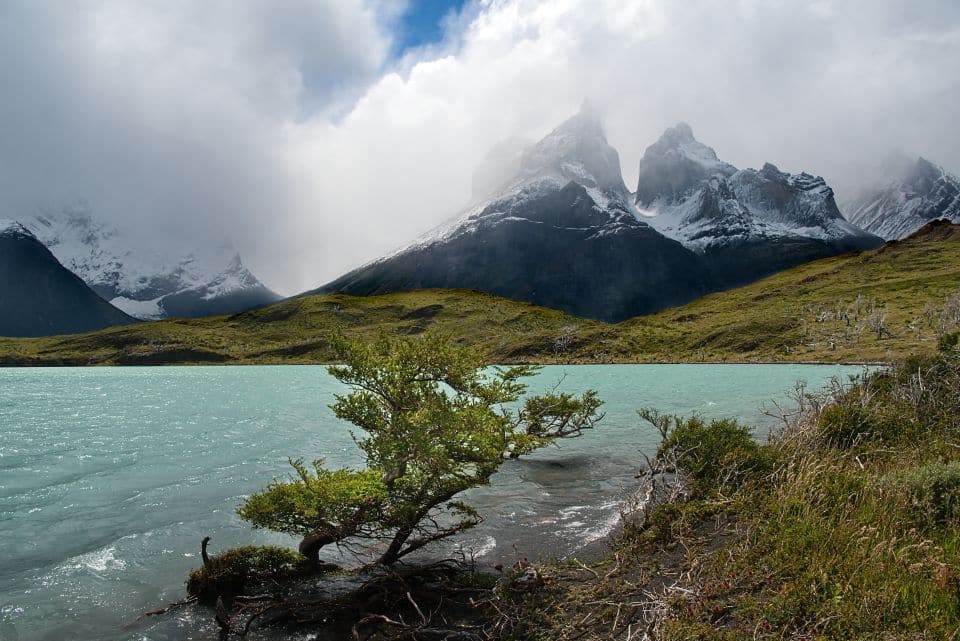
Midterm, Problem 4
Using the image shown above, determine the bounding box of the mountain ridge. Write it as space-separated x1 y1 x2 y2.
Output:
24 206 281 319
318 109 717 322
4 221 959 365
0 220 136 337
634 124 883 288
319 113 882 318
845 155 960 240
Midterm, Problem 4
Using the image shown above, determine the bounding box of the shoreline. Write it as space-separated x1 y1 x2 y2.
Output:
0 359 890 368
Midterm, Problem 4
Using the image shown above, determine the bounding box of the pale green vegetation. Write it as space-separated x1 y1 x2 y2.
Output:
3 222 960 365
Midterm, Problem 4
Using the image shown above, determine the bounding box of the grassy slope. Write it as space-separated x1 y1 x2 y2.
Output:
2 222 959 365
494 353 960 640
0 290 602 366
622 220 960 363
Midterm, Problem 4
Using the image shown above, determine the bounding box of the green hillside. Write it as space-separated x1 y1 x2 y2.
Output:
2 221 959 366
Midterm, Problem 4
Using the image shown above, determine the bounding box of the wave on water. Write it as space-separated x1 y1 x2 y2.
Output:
59 545 127 574
457 535 498 560
556 499 625 547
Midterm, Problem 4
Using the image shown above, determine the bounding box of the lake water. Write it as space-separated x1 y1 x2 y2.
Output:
0 364 867 641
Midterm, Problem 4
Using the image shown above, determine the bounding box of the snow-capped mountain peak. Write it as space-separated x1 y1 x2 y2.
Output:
649 122 730 171
844 155 960 240
636 126 880 263
22 205 279 319
317 112 887 322
316 108 717 322
635 123 737 207
516 106 629 196
382 106 641 259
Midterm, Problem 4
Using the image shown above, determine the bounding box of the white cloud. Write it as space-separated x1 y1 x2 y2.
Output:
1 0 959 294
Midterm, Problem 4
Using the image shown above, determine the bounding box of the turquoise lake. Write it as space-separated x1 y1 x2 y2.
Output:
0 364 868 641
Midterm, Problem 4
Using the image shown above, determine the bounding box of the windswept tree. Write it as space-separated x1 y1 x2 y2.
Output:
239 332 603 565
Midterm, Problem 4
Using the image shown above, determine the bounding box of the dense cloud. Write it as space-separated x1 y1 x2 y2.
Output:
1 0 958 294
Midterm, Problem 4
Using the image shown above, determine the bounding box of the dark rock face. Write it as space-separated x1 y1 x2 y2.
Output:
635 122 736 207
318 108 717 322
845 156 960 240
0 223 135 337
636 125 883 287
158 283 281 318
321 182 715 322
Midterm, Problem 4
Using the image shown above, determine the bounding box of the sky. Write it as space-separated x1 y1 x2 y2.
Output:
1 0 959 295
395 0 468 50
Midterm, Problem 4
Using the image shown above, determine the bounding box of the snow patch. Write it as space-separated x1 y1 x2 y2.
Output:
110 296 165 320
0 219 32 238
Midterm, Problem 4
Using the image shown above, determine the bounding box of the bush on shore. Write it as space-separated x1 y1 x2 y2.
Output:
186 545 308 603
641 352 960 639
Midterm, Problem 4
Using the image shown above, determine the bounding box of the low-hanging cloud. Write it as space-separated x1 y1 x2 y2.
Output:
1 0 958 294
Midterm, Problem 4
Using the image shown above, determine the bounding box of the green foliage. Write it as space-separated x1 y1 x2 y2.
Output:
817 403 879 448
939 331 960 353
889 461 960 527
493 354 960 639
818 353 960 450
238 461 387 537
238 332 603 565
186 546 306 602
648 353 960 638
651 413 774 496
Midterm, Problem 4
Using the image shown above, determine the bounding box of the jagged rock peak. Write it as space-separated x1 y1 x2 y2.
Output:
636 123 736 207
654 121 696 147
517 105 627 193
757 163 833 196
644 122 724 161
0 219 33 238
846 154 960 240
759 162 782 176
908 157 946 188
877 154 946 190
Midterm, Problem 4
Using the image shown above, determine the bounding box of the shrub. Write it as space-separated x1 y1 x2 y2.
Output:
655 415 775 496
238 332 603 565
186 545 307 602
938 331 960 353
818 403 878 448
889 461 960 527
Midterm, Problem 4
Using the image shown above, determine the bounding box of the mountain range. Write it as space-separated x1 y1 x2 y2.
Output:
319 108 883 321
318 109 714 321
24 206 280 320
3 108 958 336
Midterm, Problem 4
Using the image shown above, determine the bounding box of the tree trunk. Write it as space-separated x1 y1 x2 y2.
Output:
299 529 337 563
377 525 414 565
